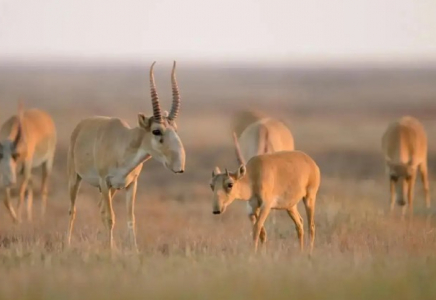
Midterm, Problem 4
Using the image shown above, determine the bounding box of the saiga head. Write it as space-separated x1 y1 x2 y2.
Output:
209 133 247 214
386 158 415 206
138 61 186 174
0 102 26 187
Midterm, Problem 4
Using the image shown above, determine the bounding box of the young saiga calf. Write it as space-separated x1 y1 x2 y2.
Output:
210 133 320 253
67 61 186 251
382 116 430 217
0 103 56 222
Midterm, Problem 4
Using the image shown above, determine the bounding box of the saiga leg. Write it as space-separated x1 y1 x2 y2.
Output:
419 162 431 209
253 201 271 253
67 173 81 246
286 206 304 252
100 181 116 250
40 158 53 217
303 193 316 255
98 189 117 223
3 187 18 223
125 179 138 252
406 172 417 220
25 178 33 222
248 205 267 243
17 161 32 222
389 177 396 213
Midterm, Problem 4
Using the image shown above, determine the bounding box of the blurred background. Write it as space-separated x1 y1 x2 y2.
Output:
0 1 436 298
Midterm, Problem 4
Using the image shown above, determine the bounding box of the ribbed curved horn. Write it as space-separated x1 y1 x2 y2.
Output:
149 61 163 123
168 61 180 121
232 132 246 166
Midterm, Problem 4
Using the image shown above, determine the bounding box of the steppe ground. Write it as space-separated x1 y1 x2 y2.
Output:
0 61 436 299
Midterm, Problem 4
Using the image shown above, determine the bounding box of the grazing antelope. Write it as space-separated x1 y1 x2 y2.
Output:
209 133 320 253
0 104 56 222
67 61 186 251
233 111 295 225
382 116 430 217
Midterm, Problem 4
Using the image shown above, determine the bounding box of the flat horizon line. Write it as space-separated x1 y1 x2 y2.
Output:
2 55 436 70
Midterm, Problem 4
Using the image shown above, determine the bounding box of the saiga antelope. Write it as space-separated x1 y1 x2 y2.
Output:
233 110 295 225
67 61 186 251
382 116 430 217
0 103 56 222
209 133 320 253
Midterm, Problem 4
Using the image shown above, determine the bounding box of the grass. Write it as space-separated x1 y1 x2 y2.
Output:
0 63 435 299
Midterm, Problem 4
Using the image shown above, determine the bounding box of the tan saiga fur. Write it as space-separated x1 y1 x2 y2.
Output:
237 117 295 162
209 133 320 254
67 61 186 251
0 104 56 223
382 116 430 217
235 114 295 225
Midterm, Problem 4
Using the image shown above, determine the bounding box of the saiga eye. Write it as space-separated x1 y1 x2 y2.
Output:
152 129 162 136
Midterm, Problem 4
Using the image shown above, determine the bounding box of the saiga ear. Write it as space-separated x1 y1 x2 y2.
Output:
212 166 221 177
138 113 151 130
236 165 246 179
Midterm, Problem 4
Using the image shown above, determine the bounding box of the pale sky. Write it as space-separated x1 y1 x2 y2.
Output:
1 0 436 63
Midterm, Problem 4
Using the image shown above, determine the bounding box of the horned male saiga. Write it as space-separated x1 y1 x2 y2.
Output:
66 61 186 251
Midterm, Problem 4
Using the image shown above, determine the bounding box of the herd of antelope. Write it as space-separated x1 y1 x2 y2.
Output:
0 62 431 254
